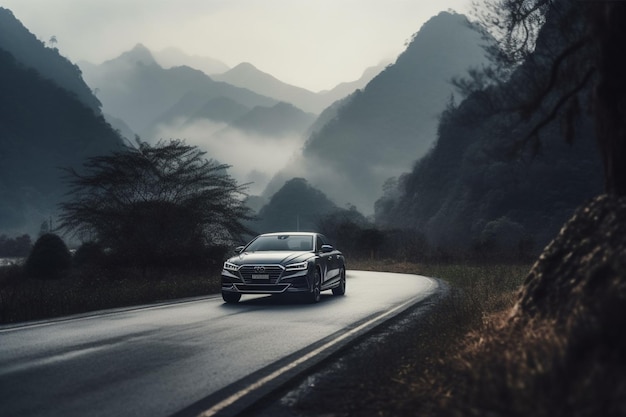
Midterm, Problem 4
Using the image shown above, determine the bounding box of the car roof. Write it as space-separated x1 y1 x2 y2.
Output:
260 232 317 236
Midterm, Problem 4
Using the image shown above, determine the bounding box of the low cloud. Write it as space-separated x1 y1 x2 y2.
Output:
153 119 306 196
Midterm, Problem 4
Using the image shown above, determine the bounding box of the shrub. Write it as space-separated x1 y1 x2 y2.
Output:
72 241 105 267
25 233 72 279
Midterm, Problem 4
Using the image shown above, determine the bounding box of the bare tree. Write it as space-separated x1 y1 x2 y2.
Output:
59 139 254 268
469 0 626 195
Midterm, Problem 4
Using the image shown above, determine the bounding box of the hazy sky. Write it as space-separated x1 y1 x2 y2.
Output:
3 0 472 92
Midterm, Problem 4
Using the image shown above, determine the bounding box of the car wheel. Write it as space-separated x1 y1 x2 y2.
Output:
332 268 346 296
222 291 241 304
307 269 321 303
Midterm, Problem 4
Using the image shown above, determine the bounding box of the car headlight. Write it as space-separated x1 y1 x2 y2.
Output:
285 261 308 271
223 262 240 272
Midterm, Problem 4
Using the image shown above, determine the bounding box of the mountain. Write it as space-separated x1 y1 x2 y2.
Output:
0 7 100 113
0 45 122 236
228 102 316 137
189 96 251 124
267 12 489 213
213 62 384 114
145 91 249 136
374 10 604 253
78 44 279 137
153 46 229 75
249 178 339 234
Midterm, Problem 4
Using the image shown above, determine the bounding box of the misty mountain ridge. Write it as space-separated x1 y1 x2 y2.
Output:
0 7 101 113
153 46 229 75
228 102 316 137
0 9 122 236
78 44 279 137
79 43 382 143
213 61 385 114
266 11 489 214
374 8 604 252
79 43 351 197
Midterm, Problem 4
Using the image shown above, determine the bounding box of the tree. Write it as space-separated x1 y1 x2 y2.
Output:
59 139 253 268
0 234 32 257
470 0 626 196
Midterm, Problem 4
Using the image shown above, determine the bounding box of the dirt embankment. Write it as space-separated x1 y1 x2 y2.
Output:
445 194 626 416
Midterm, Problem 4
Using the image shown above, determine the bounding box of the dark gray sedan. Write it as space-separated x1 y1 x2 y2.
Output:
221 232 346 303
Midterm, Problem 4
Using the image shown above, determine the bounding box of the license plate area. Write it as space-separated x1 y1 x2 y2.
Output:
251 274 270 280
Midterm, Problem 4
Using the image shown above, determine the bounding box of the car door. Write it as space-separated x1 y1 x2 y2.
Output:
317 234 339 285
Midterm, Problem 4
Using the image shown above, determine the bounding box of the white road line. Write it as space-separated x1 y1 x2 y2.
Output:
197 283 433 417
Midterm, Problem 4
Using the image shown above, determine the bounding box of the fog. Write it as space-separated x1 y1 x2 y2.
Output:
153 119 307 196
150 117 385 213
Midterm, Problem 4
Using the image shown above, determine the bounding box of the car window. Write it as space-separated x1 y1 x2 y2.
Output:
245 235 313 251
317 234 333 250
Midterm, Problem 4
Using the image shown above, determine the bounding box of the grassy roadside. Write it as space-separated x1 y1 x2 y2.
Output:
260 259 531 417
0 265 222 324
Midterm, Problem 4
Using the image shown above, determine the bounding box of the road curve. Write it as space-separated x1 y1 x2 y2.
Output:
0 271 439 417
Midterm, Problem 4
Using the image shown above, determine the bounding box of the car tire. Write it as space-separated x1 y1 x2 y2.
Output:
332 268 346 296
307 270 321 303
222 291 241 304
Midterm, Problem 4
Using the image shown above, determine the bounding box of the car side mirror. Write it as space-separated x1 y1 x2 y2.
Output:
235 245 245 254
321 244 334 253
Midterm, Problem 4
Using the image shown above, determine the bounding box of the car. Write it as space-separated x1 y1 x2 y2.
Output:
221 232 346 304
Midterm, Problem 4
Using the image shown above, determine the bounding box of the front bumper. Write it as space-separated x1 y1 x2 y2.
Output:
221 264 311 294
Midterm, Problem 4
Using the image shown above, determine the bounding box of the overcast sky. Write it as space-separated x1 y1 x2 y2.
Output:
3 0 472 92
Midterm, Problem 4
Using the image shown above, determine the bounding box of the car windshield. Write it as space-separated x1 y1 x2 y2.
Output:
245 235 313 252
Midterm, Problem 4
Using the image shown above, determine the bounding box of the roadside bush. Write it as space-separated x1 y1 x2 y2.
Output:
73 241 106 267
25 233 72 279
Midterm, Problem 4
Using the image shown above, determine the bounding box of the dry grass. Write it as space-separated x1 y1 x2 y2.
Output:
273 259 532 417
317 258 624 417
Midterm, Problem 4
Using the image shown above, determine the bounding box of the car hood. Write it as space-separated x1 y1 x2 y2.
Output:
228 251 313 266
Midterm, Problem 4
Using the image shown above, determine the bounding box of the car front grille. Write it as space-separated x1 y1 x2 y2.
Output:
239 265 284 284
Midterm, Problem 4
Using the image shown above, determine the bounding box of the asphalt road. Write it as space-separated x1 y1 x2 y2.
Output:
0 271 438 417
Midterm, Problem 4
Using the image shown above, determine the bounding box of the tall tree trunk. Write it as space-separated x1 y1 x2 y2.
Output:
593 3 626 196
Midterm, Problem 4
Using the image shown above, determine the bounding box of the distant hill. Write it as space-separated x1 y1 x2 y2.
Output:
228 102 316 137
267 12 489 213
153 46 229 75
213 62 384 114
0 46 122 236
188 96 251 124
249 178 339 234
78 44 279 137
0 7 100 113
